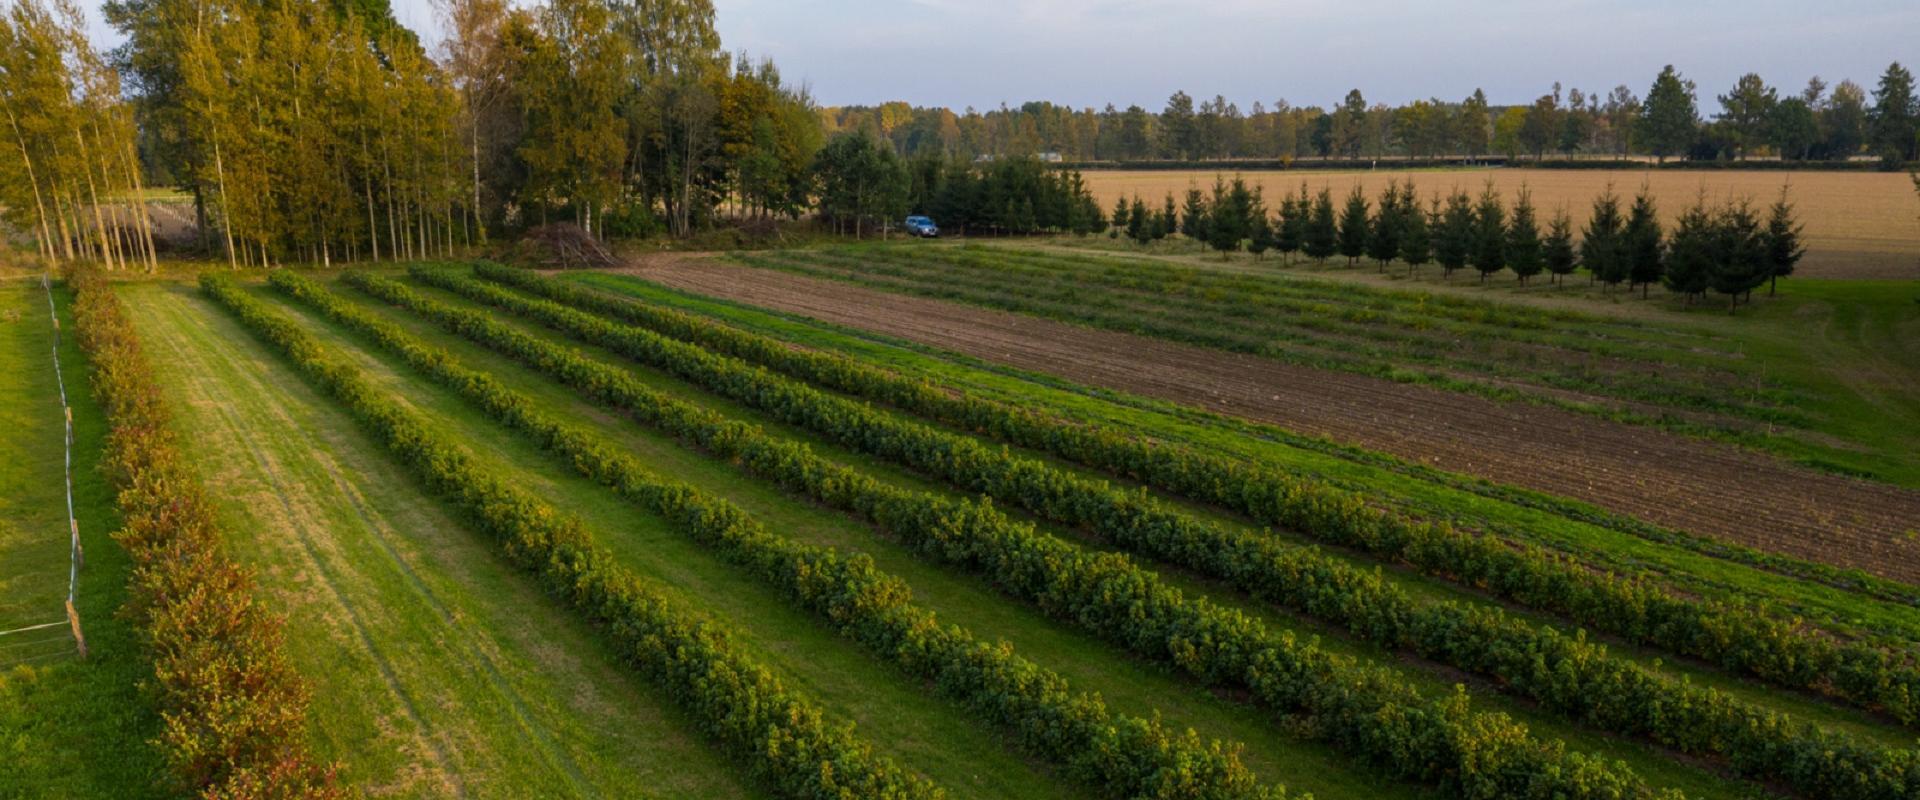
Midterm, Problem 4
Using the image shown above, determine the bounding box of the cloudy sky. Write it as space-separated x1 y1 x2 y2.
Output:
87 0 1918 110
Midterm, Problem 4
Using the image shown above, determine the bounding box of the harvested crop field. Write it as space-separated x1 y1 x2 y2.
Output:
1081 168 1920 279
626 253 1920 583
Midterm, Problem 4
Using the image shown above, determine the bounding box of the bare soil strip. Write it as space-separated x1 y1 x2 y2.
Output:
621 255 1920 585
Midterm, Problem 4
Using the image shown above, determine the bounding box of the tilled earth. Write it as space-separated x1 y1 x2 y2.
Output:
619 255 1920 584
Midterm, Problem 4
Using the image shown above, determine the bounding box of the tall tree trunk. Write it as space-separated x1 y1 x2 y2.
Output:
208 104 238 269
74 130 118 270
2 104 57 263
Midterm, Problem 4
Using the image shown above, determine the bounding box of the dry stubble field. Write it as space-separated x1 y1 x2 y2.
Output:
1082 167 1920 279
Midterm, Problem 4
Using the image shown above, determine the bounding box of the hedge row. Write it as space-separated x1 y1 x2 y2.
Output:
473 261 1920 729
362 269 1667 800
434 266 1920 800
200 275 940 800
270 271 1281 800
64 267 341 799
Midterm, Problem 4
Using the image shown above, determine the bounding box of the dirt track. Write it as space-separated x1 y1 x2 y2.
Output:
622 255 1920 584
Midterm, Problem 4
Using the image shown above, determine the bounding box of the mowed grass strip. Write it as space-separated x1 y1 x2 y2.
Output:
120 283 762 799
367 270 1810 800
0 281 165 799
0 282 73 639
564 269 1920 636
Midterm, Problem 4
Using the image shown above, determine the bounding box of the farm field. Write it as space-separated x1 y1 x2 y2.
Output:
5 263 1917 800
642 244 1920 581
1079 167 1920 279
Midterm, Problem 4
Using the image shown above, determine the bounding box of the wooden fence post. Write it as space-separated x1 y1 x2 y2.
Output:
65 599 86 660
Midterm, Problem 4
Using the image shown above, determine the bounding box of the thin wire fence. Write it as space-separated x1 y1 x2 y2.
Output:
0 274 86 667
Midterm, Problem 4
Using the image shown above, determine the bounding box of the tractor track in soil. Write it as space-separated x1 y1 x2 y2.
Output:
612 254 1920 585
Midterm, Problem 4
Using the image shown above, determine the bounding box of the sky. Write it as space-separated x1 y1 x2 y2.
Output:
83 0 1919 111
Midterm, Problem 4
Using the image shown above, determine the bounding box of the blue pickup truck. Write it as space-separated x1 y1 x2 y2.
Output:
904 215 940 238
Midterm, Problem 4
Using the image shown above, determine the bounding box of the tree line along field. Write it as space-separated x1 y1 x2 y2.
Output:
1078 168 1920 279
9 261 1919 799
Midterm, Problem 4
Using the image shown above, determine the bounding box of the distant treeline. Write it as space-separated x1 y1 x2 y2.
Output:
825 63 1920 167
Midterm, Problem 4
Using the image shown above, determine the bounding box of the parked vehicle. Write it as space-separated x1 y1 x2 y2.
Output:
904 215 939 238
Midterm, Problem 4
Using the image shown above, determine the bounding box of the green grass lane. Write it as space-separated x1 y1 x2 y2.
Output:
119 283 764 799
0 280 166 799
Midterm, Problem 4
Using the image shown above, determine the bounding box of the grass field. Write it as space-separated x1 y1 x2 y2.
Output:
1080 167 1920 279
0 280 165 798
5 262 1917 800
725 242 1920 491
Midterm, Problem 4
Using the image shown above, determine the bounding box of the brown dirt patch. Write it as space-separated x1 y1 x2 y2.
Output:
620 255 1920 585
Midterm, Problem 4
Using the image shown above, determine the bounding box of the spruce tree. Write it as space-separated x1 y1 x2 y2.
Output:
1127 196 1150 244
1663 196 1715 303
1543 209 1577 284
1277 186 1309 263
1761 187 1806 295
1399 196 1433 276
1181 185 1209 241
1624 188 1665 298
1470 185 1507 282
1365 181 1403 270
1507 187 1543 284
1336 185 1370 265
1710 199 1769 312
1157 193 1177 240
1583 187 1627 289
1434 189 1476 278
1206 176 1252 257
1110 196 1130 234
1303 187 1339 262
1247 206 1274 261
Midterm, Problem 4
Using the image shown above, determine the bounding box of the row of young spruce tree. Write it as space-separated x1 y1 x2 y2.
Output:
1110 177 1805 311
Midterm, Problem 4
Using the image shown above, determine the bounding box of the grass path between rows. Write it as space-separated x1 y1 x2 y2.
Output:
0 281 164 798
